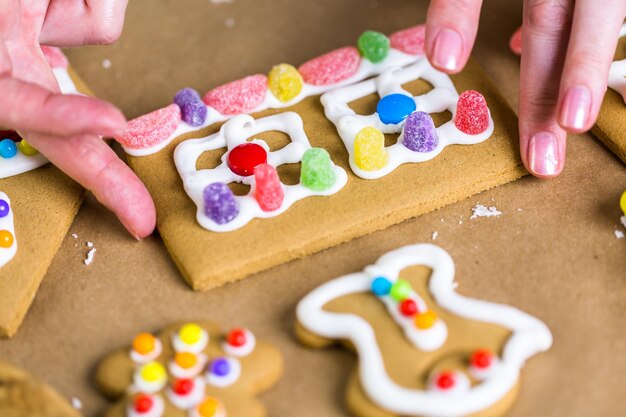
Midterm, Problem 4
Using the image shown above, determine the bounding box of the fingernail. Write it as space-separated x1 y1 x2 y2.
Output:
119 217 142 241
528 132 561 177
560 85 591 130
432 28 463 71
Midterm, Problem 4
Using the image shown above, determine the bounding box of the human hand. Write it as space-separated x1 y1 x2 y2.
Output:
0 0 155 239
424 0 626 177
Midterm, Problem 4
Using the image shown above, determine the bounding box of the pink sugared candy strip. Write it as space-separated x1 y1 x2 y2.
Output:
454 90 490 135
203 75 268 115
298 47 361 86
254 164 284 212
390 25 426 56
117 104 181 150
41 46 68 69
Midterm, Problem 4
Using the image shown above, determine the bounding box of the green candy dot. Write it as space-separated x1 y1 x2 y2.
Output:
358 30 390 63
390 280 411 301
300 148 337 192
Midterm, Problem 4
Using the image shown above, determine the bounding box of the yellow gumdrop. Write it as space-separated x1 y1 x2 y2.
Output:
620 190 626 215
354 126 388 171
140 362 166 383
198 397 220 417
268 63 303 103
179 323 203 345
414 310 438 330
18 139 38 156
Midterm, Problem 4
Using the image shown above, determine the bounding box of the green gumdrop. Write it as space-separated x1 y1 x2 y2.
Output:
358 30 390 63
300 148 337 192
390 279 411 301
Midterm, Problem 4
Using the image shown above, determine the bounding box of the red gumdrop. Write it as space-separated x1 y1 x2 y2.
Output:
41 46 68 69
454 90 490 135
117 104 181 150
398 299 418 317
254 164 284 212
203 75 268 115
228 143 267 177
471 349 493 369
436 371 456 390
298 47 361 86
390 25 426 55
173 378 194 395
227 328 247 347
134 394 154 413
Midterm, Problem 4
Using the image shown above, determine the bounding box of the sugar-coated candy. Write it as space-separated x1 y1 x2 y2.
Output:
0 230 13 248
0 139 17 158
117 104 181 150
0 199 9 218
415 310 438 330
173 378 194 395
371 277 392 296
227 328 247 347
298 47 361 86
390 25 426 55
254 164 284 212
133 333 156 355
268 64 303 103
41 46 68 68
174 88 208 127
204 183 239 225
435 371 456 390
354 127 388 171
454 90 490 135
357 31 390 63
18 139 38 156
179 323 203 345
134 394 154 413
402 111 438 153
620 190 626 215
399 299 418 317
228 143 267 177
139 362 166 383
471 349 494 369
377 93 416 125
300 148 337 192
203 74 268 115
198 398 220 417
209 358 231 376
389 279 411 301
175 352 197 369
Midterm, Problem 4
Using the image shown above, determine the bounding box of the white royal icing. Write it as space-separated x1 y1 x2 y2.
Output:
174 112 347 232
296 243 552 417
608 23 626 103
130 338 163 365
166 377 206 410
0 192 17 269
169 353 208 379
221 329 257 357
172 328 210 354
205 357 241 388
321 59 494 179
126 394 165 417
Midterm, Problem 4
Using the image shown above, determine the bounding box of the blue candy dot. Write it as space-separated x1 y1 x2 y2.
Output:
0 200 9 218
0 139 17 159
376 94 417 125
210 358 231 377
371 277 392 296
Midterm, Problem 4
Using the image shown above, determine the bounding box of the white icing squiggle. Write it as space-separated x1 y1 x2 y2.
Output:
0 192 17 268
296 244 552 417
608 23 626 103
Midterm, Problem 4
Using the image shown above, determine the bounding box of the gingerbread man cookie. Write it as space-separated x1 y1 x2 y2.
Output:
95 322 282 417
296 244 552 417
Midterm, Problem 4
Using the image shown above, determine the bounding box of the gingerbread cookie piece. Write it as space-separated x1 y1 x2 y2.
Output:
95 321 283 417
0 359 81 417
296 244 552 417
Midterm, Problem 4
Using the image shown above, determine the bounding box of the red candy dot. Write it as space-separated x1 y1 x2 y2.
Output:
454 90 490 135
0 130 21 142
436 371 456 390
227 328 247 347
134 394 154 413
471 349 493 369
254 163 284 212
173 378 194 396
398 299 418 317
203 74 268 115
117 104 181 150
298 47 361 86
228 143 267 177
390 25 426 55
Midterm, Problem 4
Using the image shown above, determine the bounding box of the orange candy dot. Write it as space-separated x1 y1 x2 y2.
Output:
0 230 14 248
133 333 156 355
414 310 438 330
198 398 220 417
175 352 197 369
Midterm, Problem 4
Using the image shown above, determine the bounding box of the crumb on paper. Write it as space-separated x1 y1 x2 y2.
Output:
431 231 438 240
470 204 502 219
102 59 112 69
84 248 96 266
86 241 94 248
225 17 235 27
458 220 463 225
70 397 82 410
517 208 523 212
615 230 625 239
71 233 78 239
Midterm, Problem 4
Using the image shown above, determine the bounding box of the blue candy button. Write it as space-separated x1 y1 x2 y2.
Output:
0 139 17 159
371 277 393 296
376 94 417 125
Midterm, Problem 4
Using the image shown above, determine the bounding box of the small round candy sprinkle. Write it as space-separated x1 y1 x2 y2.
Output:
354 127 388 171
399 299 418 317
389 279 411 302
0 139 17 159
254 163 284 212
454 90 490 135
18 139 38 156
172 378 194 395
0 230 14 248
228 143 268 177
204 183 239 225
357 31 391 63
268 63 304 103
179 323 203 345
0 199 9 218
402 111 438 153
134 394 154 413
470 349 493 369
371 277 392 296
415 310 438 330
175 352 197 369
133 333 156 355
377 94 416 125
198 398 220 417
298 47 361 86
210 358 231 377
174 87 208 127
140 362 166 383
227 328 247 347
41 46 68 68
300 148 337 192
390 25 426 55
117 104 181 150
435 371 456 390
620 190 626 215
203 74 268 115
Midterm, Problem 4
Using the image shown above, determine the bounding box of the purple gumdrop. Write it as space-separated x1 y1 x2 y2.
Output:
203 182 239 225
402 111 438 153
210 358 231 376
174 88 207 126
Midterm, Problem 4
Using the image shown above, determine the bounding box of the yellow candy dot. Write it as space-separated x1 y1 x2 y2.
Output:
132 333 156 355
414 310 438 330
175 352 197 369
0 230 14 248
354 126 388 171
198 397 220 417
18 139 38 156
179 323 203 345
620 190 626 215
140 362 166 383
268 63 303 103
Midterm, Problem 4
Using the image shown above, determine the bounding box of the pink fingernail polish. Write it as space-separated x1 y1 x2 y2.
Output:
528 132 561 177
560 85 591 130
432 28 463 71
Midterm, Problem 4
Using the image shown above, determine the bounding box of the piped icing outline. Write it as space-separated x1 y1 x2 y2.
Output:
296 243 552 417
0 192 17 268
608 23 626 103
